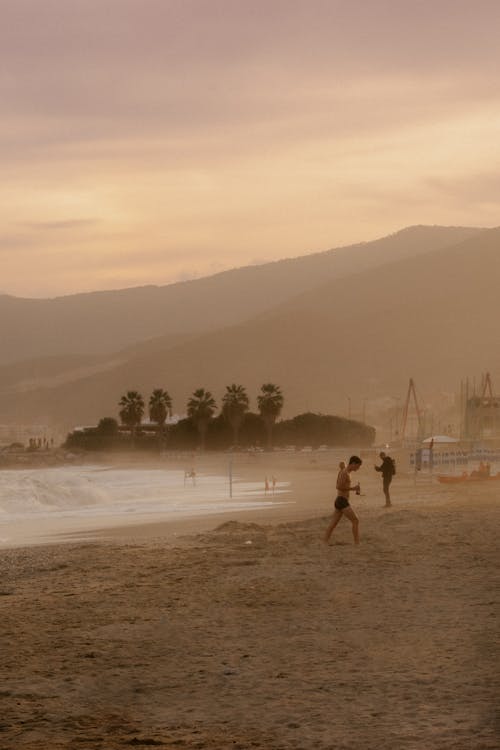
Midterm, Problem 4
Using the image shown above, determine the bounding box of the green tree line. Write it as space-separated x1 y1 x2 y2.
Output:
65 383 375 451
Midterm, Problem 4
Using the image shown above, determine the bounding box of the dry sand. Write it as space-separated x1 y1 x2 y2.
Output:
1 456 499 749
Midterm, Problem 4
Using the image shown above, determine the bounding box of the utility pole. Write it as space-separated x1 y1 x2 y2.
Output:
229 454 233 498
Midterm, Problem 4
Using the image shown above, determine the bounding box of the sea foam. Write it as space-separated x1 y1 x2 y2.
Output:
0 465 287 544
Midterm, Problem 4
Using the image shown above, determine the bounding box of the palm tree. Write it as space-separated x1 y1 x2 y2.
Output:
149 388 173 446
222 384 249 447
187 388 217 451
118 390 145 440
257 383 284 450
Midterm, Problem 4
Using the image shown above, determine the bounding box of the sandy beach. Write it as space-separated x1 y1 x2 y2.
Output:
1 455 499 749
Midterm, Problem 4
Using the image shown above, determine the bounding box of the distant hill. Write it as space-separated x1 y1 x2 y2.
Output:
0 333 194 395
0 225 497 431
0 225 481 365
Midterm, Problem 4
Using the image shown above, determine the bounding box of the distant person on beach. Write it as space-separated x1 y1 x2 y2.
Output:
184 469 196 486
375 452 395 507
323 455 362 545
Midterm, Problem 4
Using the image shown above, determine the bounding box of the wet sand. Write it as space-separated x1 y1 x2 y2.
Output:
1 459 499 749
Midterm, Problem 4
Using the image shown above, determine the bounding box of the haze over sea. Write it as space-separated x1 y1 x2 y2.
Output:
0 465 286 547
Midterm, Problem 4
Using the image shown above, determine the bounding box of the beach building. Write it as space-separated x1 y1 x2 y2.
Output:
0 423 54 446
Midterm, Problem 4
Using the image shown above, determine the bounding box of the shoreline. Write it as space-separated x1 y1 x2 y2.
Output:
0 450 342 549
0 447 483 549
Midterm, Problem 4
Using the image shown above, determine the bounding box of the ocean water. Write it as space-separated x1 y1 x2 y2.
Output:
0 465 288 546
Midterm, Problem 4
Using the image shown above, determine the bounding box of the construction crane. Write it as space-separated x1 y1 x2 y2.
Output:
400 378 424 443
464 372 500 440
481 371 494 399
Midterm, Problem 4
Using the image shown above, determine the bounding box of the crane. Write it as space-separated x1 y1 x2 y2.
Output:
400 378 424 443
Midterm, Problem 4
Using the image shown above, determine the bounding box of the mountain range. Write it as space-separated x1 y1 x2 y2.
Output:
0 224 496 433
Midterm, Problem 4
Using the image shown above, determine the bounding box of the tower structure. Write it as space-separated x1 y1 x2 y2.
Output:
464 372 500 440
400 378 424 444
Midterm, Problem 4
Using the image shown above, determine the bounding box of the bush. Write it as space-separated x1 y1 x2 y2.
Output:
274 412 375 448
65 411 375 452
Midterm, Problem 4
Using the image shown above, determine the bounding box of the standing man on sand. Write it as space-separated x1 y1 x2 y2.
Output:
323 456 362 545
375 451 395 507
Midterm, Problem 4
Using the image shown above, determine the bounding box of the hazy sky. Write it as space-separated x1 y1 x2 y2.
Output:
2 0 499 297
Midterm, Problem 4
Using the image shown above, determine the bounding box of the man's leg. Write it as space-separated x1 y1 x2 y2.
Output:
383 479 392 507
323 509 342 543
342 506 360 544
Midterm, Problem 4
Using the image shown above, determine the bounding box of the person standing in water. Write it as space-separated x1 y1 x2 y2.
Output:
324 455 362 545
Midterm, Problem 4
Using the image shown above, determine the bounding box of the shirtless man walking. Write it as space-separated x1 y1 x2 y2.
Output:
323 455 362 545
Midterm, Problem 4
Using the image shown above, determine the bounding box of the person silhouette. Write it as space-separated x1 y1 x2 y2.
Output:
375 452 395 507
323 456 362 545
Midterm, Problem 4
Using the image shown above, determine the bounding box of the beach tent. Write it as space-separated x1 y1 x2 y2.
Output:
422 435 459 444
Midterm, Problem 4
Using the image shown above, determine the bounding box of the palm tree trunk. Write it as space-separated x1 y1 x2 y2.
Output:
265 418 273 451
233 421 240 448
199 424 207 452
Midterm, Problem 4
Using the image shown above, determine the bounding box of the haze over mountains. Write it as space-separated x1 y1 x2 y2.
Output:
0 225 479 364
0 224 496 432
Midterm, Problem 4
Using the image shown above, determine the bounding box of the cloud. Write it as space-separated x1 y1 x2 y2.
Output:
21 219 100 231
2 2 500 138
1 0 500 297
425 171 500 202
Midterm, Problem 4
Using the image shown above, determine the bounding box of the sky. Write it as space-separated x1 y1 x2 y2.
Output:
1 0 499 298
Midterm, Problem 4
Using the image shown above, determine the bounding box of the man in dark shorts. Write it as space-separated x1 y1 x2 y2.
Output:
323 455 362 545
